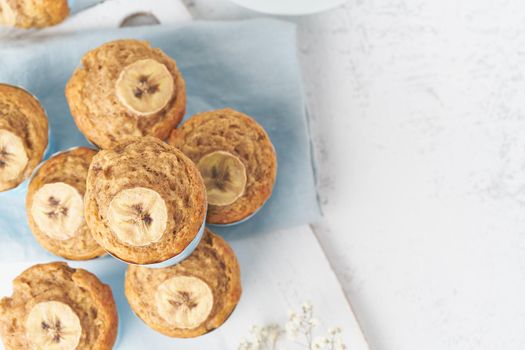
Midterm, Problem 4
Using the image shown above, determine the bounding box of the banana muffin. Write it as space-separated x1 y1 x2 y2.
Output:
125 228 241 338
0 84 48 192
66 39 186 149
26 147 105 260
0 0 69 28
84 136 207 265
168 108 277 224
0 262 118 350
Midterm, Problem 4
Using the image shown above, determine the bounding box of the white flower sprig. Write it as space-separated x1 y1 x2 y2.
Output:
238 302 347 350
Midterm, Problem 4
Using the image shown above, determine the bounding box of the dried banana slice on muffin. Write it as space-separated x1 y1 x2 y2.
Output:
26 147 105 260
25 301 82 349
197 150 247 207
84 136 207 265
115 58 175 116
0 262 118 350
0 0 69 28
169 108 277 224
66 39 186 149
125 228 242 337
0 84 48 191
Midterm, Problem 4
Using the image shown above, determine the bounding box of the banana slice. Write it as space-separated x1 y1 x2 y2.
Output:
115 58 175 116
0 129 28 183
197 151 247 206
107 187 168 246
0 0 16 26
25 301 82 350
155 276 214 329
31 183 84 241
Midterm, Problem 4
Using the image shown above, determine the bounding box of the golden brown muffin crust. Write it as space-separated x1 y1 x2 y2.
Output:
66 39 186 149
0 84 48 191
125 229 242 337
169 108 277 224
26 147 106 260
0 0 69 28
85 136 207 265
0 262 118 350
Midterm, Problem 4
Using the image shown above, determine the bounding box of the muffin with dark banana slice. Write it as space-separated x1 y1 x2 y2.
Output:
26 147 105 260
0 84 48 192
84 136 207 265
125 228 241 337
0 262 118 350
66 39 186 149
168 108 277 225
0 0 69 28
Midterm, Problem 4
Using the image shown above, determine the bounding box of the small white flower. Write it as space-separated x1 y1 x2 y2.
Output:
285 321 299 341
309 318 320 327
302 301 313 313
334 337 347 350
260 327 268 338
329 326 342 335
312 336 328 349
238 340 250 350
288 312 299 324
285 320 298 331
266 324 281 343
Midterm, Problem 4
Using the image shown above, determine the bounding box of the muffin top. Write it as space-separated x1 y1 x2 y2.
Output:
66 39 186 149
0 262 118 350
125 228 242 338
26 147 105 260
0 84 48 192
0 0 69 28
168 108 277 224
85 136 207 265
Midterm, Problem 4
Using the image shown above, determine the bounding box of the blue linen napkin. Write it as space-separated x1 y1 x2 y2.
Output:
68 0 105 14
0 19 321 261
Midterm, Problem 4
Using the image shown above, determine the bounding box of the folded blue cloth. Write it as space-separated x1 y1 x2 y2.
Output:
0 19 321 261
68 0 104 14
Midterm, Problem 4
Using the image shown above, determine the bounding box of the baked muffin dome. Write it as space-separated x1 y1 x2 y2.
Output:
0 262 118 350
26 147 105 260
125 228 242 337
0 84 48 192
84 136 207 265
66 39 186 149
0 0 69 28
168 108 277 224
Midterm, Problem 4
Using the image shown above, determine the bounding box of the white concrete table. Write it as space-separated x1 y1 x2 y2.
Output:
188 1 525 349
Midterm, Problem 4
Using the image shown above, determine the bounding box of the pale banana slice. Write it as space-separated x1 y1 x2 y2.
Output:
31 182 84 241
197 150 247 206
107 187 168 246
0 0 16 26
155 276 214 329
25 301 82 350
115 58 175 116
0 129 28 183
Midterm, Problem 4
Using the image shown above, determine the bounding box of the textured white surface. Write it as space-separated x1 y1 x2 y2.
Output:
187 0 525 349
227 0 346 15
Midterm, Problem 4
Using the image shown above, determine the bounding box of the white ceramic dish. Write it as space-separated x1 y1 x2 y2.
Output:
227 0 347 15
